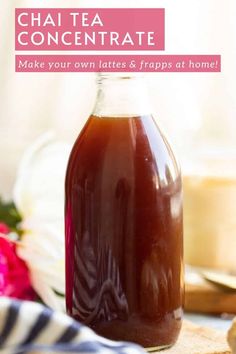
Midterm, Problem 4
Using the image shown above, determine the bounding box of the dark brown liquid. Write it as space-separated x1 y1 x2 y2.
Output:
65 115 183 349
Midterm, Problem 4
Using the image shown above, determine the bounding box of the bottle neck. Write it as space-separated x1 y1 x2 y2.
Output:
92 74 152 117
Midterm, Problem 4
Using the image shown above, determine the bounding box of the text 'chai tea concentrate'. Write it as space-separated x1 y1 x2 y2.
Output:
65 73 184 350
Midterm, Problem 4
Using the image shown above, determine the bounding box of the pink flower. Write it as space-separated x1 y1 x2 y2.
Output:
0 222 10 235
0 235 35 300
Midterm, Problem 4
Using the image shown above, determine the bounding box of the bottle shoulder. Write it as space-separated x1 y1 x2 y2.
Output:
66 115 181 190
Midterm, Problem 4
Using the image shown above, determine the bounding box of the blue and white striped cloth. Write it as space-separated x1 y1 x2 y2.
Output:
0 298 145 354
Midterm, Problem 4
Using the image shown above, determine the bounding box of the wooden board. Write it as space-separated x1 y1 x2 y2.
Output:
160 321 231 354
185 282 236 314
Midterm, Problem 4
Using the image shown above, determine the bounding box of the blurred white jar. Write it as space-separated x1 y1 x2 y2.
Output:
183 148 236 273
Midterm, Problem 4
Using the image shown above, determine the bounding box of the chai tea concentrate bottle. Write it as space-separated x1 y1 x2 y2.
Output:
65 73 184 350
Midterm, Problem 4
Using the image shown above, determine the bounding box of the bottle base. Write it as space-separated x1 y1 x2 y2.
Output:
89 315 182 350
146 344 173 352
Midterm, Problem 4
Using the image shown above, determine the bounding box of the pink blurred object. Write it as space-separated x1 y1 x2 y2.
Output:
0 223 10 235
0 232 35 300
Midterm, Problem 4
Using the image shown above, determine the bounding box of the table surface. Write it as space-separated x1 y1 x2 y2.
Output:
185 313 233 332
162 319 231 354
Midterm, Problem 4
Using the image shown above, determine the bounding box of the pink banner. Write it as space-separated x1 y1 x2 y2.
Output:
15 8 165 51
15 55 221 72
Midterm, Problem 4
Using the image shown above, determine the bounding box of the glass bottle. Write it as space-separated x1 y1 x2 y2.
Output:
65 73 184 350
